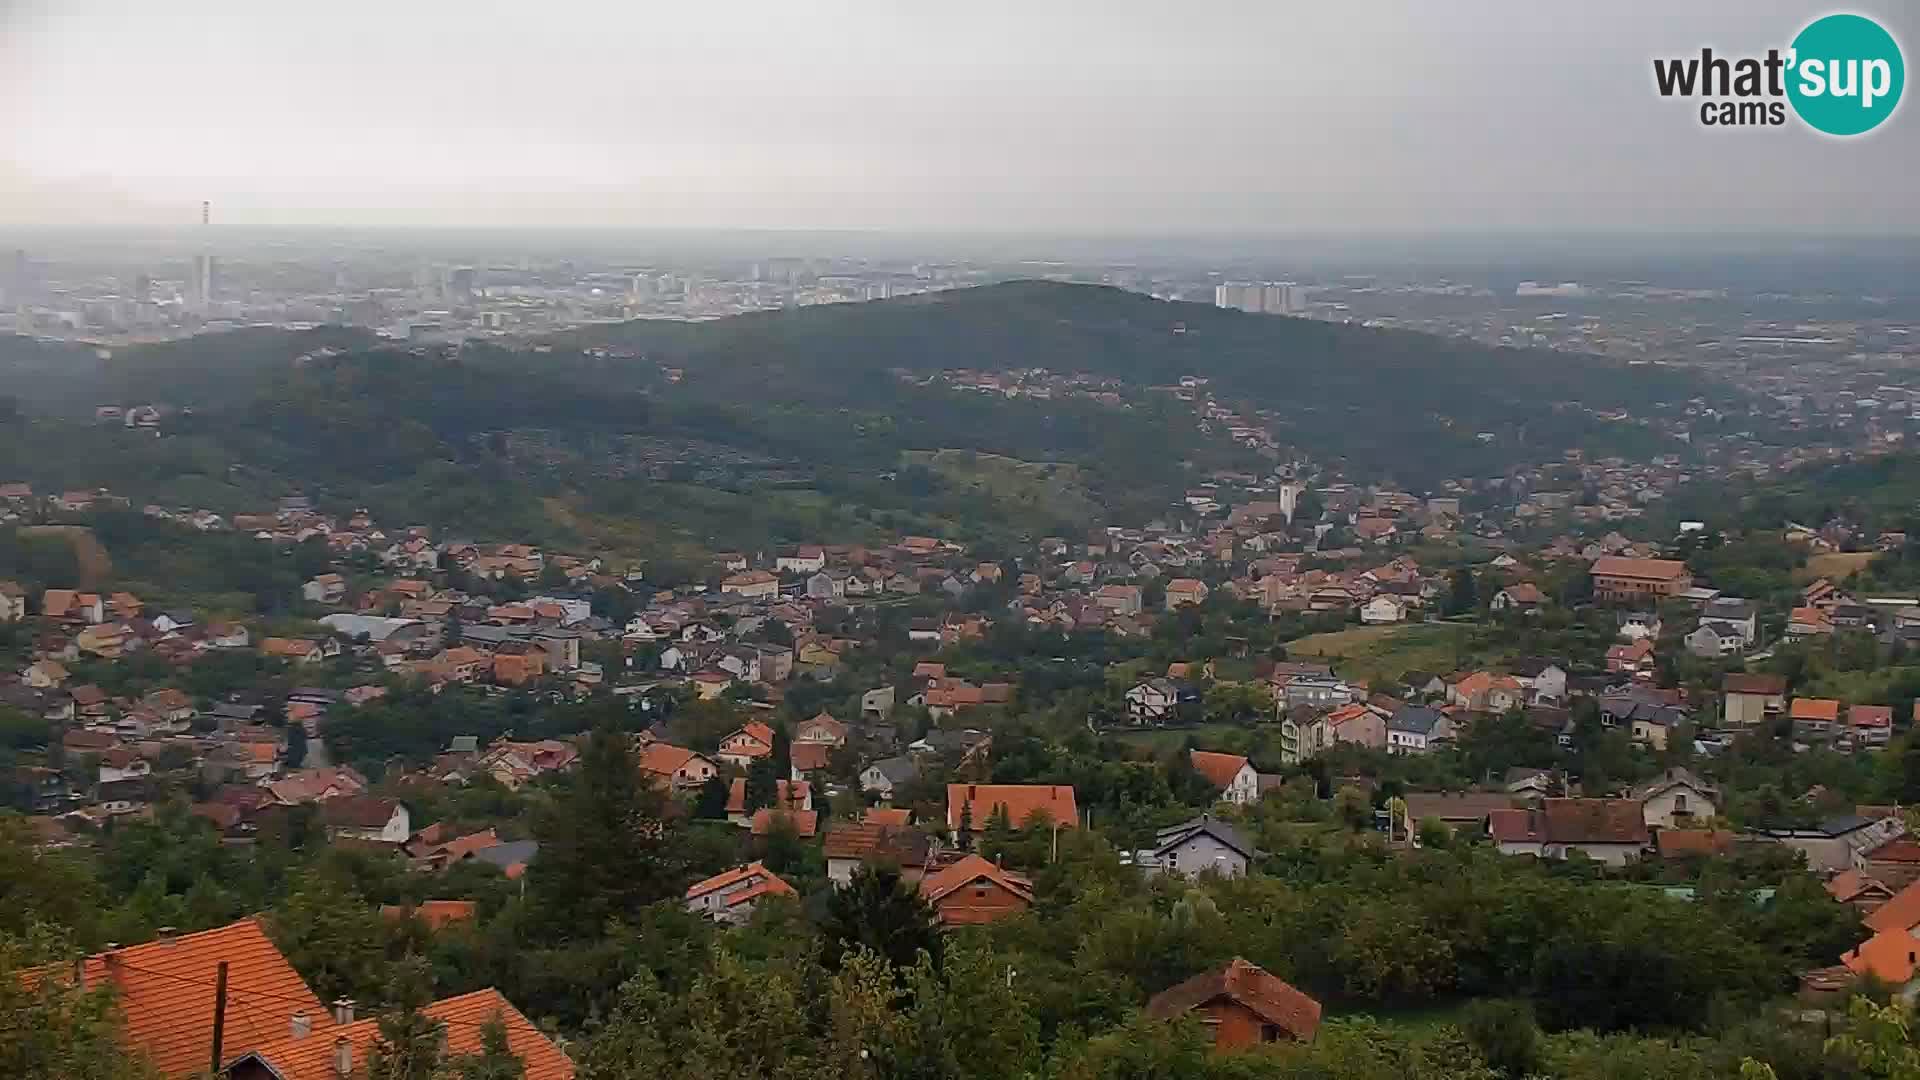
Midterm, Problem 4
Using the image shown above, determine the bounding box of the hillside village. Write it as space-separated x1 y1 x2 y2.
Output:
12 455 1920 1078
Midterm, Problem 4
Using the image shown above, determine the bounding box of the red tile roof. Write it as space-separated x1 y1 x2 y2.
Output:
1189 750 1250 791
1488 799 1649 846
789 742 834 773
822 822 929 864
236 988 571 1080
24 918 327 1078
1865 879 1920 934
380 900 479 930
1789 698 1841 722
685 861 796 902
1829 870 1894 905
946 784 1078 832
1844 930 1920 985
1146 957 1322 1042
917 854 1034 923
725 778 809 815
1590 555 1690 581
749 808 817 837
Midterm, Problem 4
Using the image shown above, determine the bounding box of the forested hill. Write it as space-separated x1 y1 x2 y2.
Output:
559 280 1723 478
567 280 1699 407
0 325 379 416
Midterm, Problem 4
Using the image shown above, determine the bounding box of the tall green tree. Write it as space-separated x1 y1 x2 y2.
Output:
530 727 688 940
366 958 443 1080
0 925 156 1080
694 774 731 820
819 864 941 973
744 758 778 814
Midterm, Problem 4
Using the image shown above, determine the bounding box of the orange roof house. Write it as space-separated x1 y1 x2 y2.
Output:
1589 556 1693 602
946 783 1078 834
1146 957 1323 1050
1189 750 1253 792
749 808 818 838
227 988 572 1080
1789 698 1842 723
1843 930 1920 987
1864 879 1920 935
23 918 329 1079
1829 870 1898 912
918 853 1034 925
379 900 479 930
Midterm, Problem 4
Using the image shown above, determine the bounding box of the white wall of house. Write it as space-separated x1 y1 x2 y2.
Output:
1149 833 1249 879
1642 786 1716 828
1221 764 1260 806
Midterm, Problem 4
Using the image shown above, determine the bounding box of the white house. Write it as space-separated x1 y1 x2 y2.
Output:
1685 621 1746 659
1125 678 1188 723
1190 750 1260 806
684 862 795 925
775 548 826 574
1386 705 1452 755
321 797 411 843
860 756 919 798
1359 595 1406 625
1632 767 1719 829
1136 816 1258 879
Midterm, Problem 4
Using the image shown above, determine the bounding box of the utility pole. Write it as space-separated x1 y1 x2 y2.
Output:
209 960 229 1075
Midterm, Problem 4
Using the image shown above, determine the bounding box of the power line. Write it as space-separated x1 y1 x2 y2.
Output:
99 957 521 1034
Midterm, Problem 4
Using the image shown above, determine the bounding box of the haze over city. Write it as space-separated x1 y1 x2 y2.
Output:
4 0 1918 233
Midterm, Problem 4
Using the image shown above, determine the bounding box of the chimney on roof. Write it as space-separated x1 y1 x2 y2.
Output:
332 997 356 1025
333 1036 353 1077
968 784 977 798
291 1011 312 1040
157 926 178 945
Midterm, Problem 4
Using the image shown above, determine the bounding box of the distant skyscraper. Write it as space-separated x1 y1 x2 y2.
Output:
189 200 215 315
1214 281 1305 315
449 266 477 304
189 254 217 314
8 249 37 306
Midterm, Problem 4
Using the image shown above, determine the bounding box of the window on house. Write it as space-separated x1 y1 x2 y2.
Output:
1261 1024 1281 1042
973 886 988 899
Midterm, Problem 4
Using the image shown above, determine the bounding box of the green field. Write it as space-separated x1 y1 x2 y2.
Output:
1110 722 1253 755
1285 622 1483 687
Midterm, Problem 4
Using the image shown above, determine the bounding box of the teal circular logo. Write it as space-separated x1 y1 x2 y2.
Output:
1788 14 1904 136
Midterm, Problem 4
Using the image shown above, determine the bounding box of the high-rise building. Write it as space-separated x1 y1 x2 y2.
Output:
1213 282 1263 313
189 254 217 314
449 267 477 305
1214 281 1306 315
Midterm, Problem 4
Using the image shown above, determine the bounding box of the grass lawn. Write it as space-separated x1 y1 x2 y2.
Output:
1110 722 1252 755
1285 622 1484 687
1796 551 1878 584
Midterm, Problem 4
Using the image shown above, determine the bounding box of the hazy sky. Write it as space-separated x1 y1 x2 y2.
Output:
2 1 1916 232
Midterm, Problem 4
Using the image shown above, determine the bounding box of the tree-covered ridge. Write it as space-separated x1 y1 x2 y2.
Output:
561 280 1721 481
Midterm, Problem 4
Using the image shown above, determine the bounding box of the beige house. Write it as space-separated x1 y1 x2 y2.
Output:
1723 673 1787 726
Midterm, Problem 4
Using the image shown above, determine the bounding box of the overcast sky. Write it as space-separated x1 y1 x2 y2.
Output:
2 1 1915 232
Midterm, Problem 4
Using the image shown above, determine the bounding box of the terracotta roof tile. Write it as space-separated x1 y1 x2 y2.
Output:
1189 750 1250 792
945 784 1078 831
1146 957 1322 1042
237 988 571 1080
24 918 327 1078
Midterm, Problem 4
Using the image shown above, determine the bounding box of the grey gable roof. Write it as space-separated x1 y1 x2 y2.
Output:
1389 705 1445 735
1152 815 1258 859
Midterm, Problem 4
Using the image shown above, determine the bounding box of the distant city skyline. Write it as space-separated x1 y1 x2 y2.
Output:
4 1 1918 232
